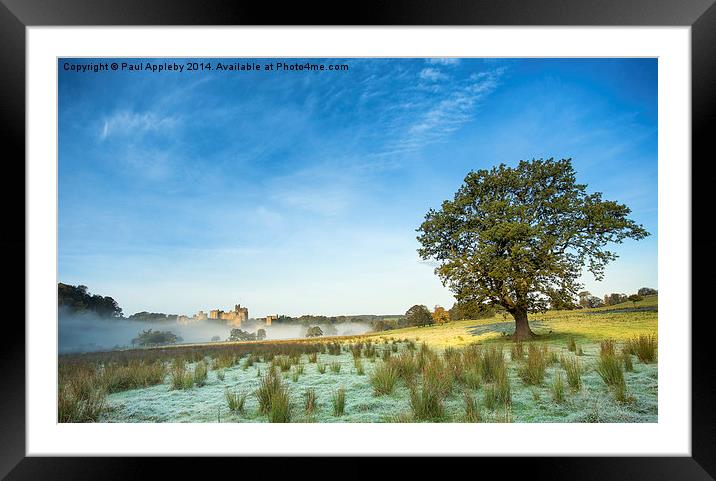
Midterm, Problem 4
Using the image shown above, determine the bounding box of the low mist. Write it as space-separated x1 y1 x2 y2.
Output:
59 310 373 354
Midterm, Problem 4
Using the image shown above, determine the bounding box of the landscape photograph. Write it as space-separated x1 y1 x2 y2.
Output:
58 57 657 424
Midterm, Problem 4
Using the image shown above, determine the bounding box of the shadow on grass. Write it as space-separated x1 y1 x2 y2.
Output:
467 320 598 346
466 320 548 337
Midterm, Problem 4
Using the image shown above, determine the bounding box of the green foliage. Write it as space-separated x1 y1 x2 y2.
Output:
331 387 346 416
256 368 292 422
416 158 648 338
481 346 506 383
552 373 565 403
306 326 324 338
404 305 433 327
132 329 180 346
638 287 657 296
304 388 318 415
596 353 624 388
561 356 582 391
629 335 657 363
170 362 194 390
225 388 246 413
58 283 123 318
518 345 547 385
449 300 496 321
58 369 107 422
628 294 644 307
228 328 257 342
370 362 398 395
193 361 208 387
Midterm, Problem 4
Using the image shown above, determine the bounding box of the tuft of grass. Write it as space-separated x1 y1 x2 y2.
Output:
355 358 365 375
329 361 342 374
562 356 582 392
567 336 577 352
308 352 318 363
600 339 616 359
241 354 257 370
225 388 246 413
622 347 634 372
304 388 317 415
381 348 392 362
629 335 657 363
256 367 291 421
389 351 418 384
518 345 547 385
216 370 225 381
273 356 293 372
193 361 208 387
370 362 398 396
409 382 445 421
331 387 346 416
463 366 482 390
613 379 636 405
317 362 326 374
551 372 565 403
481 346 506 383
268 386 292 423
463 391 482 422
422 354 453 398
98 361 168 393
170 362 194 390
58 370 107 422
483 364 511 410
510 342 524 361
595 353 624 388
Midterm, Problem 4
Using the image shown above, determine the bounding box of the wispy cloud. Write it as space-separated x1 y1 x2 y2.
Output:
426 58 461 66
419 67 449 82
100 110 179 140
383 67 504 155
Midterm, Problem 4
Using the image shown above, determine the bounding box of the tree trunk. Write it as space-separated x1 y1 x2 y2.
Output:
512 308 536 341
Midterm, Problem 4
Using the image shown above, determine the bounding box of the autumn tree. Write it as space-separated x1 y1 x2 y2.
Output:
431 306 450 325
417 158 648 340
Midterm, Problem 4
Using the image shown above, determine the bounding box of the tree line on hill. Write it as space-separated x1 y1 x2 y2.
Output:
577 287 657 309
58 283 123 318
272 314 401 325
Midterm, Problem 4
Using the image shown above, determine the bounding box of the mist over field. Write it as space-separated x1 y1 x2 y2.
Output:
58 310 372 354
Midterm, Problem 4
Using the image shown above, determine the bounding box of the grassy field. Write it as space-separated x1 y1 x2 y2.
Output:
59 296 657 423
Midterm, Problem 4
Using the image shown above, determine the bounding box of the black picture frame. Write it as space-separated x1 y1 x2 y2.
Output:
2 0 714 478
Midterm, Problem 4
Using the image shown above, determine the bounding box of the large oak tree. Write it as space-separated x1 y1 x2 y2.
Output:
417 158 648 340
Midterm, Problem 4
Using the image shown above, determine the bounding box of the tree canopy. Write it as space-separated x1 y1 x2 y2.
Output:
58 283 123 318
404 305 433 327
131 329 180 346
417 158 648 340
305 326 324 337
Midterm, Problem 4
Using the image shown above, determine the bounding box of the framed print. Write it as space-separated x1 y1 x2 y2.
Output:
3 0 715 478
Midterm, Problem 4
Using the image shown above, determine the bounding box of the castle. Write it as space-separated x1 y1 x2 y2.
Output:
208 304 249 326
175 304 276 328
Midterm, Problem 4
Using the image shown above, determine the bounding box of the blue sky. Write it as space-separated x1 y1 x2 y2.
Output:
58 58 657 317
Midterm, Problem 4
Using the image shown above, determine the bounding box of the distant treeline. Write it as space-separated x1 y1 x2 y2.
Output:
58 283 123 319
128 312 179 322
273 314 403 325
